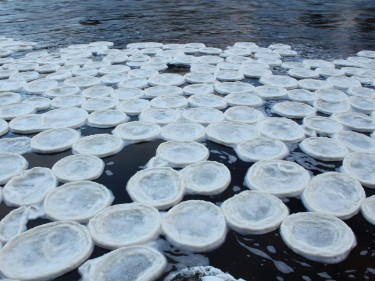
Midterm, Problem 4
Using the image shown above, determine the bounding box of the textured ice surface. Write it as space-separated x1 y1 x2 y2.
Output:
144 85 183 98
224 106 264 124
299 137 348 161
87 109 129 128
111 88 144 100
150 95 188 109
31 128 80 153
332 112 375 132
183 83 214 96
81 97 118 112
167 265 242 281
182 107 224 125
314 99 351 115
0 103 36 120
149 73 184 87
222 190 289 234
280 212 356 263
188 94 227 109
0 118 8 136
272 101 316 118
116 99 150 116
333 130 375 152
287 89 317 105
82 86 113 98
224 93 264 107
361 195 375 225
51 95 86 108
258 117 305 143
112 121 161 144
23 97 51 111
8 114 45 134
0 153 28 185
139 108 181 125
302 116 343 135
23 78 58 94
348 95 375 113
0 136 31 154
45 86 80 98
73 134 124 158
260 74 298 89
64 76 101 88
88 203 161 249
43 107 88 129
161 121 206 142
342 152 375 188
162 200 227 252
315 88 348 102
298 79 331 91
254 86 288 99
0 92 22 106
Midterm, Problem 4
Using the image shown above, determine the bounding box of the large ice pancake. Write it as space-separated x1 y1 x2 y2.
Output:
271 101 316 119
148 73 184 87
150 95 188 109
280 212 356 263
43 107 88 129
72 134 124 158
0 136 31 154
302 116 343 135
161 121 206 142
221 190 289 234
182 107 224 125
361 195 375 225
81 97 118 112
287 89 317 105
332 111 375 132
79 246 166 281
257 117 305 143
299 137 348 161
116 99 150 116
31 128 80 153
302 172 365 219
0 153 28 185
0 103 36 120
88 203 161 249
0 118 9 136
244 160 310 197
139 108 181 125
342 152 375 188
333 130 375 153
224 93 264 107
188 93 227 109
162 200 227 252
224 106 264 124
87 109 129 128
0 221 94 281
260 74 298 89
112 121 161 144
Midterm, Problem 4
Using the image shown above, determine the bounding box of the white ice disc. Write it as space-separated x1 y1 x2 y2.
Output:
23 78 58 94
342 152 375 188
0 103 36 120
23 97 51 111
116 99 150 116
303 59 335 69
327 76 361 90
182 107 224 125
118 77 149 89
332 112 375 132
139 108 181 125
215 70 244 81
0 206 35 243
361 195 375 225
8 114 45 134
348 95 375 113
333 130 375 153
144 86 183 98
45 86 80 98
260 74 298 89
315 88 348 102
224 106 264 124
214 81 254 95
183 83 214 96
150 95 188 109
0 92 23 105
302 116 343 135
81 97 118 112
287 68 319 79
0 153 28 185
43 107 88 129
161 121 206 142
112 121 161 143
272 101 316 118
253 86 288 99
82 85 113 98
87 109 129 128
299 137 348 161
148 73 184 87
31 128 80 153
111 88 144 100
224 93 264 107
0 118 8 136
64 76 101 88
188 94 227 109
314 99 351 115
72 134 124 158
298 79 331 91
347 86 375 99
52 95 86 109
257 117 305 143
184 72 216 84
0 136 31 154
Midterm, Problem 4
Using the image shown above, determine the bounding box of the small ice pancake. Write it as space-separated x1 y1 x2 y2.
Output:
31 128 80 153
222 190 289 234
327 76 361 90
272 101 316 118
315 88 348 102
254 86 288 99
0 92 22 105
119 78 149 89
241 65 272 78
361 196 375 225
161 121 206 142
156 141 209 168
81 97 118 112
224 93 264 107
0 136 31 154
316 67 345 78
88 203 161 249
72 134 124 158
298 79 331 91
117 99 150 116
206 121 257 147
112 121 161 143
3 167 57 206
303 59 335 69
87 109 129 128
52 154 104 183
0 153 28 185
184 72 216 84
126 167 184 209
8 114 45 134
144 86 183 98
348 95 375 113
244 160 310 197
332 112 375 132
23 97 51 111
302 116 343 135
235 137 289 162
78 246 166 281
64 76 101 88
98 65 130 75
188 94 227 109
0 103 36 120
150 95 188 109
43 107 88 129
0 118 8 136
224 106 264 124
357 50 375 58
287 68 319 79
111 88 144 100
258 117 305 143
214 81 254 95
299 137 348 161
215 70 244 81
44 181 114 223
333 130 375 153
23 78 58 94
129 68 158 79
45 86 80 98
148 73 184 87
51 95 86 108
182 107 224 125
342 152 375 188
139 108 181 125
162 200 227 252
260 75 298 89
314 99 350 115
180 161 230 195
0 221 93 281
82 85 113 98
0 79 25 92
280 212 356 263
183 83 214 95
302 172 365 219
347 86 375 99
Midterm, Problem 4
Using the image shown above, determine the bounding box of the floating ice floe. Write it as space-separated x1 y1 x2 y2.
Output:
314 99 351 115
361 195 375 225
180 161 231 195
23 78 58 94
215 70 244 81
116 98 150 116
118 77 149 89
235 137 289 162
150 95 188 109
287 68 319 79
88 203 161 249
81 97 118 112
72 134 124 158
79 246 166 281
327 76 362 90
0 221 93 281
224 93 264 107
8 114 45 134
23 96 51 111
302 116 343 135
182 107 225 125
82 85 113 98
0 103 36 120
166 265 242 281
316 67 345 78
342 152 375 188
302 172 365 219
184 72 216 84
315 88 348 102
10 70 40 82
272 101 316 118
221 190 289 234
299 137 348 161
287 89 317 105
333 130 375 152
31 128 80 153
87 109 129 128
253 85 288 99
188 94 227 109
144 85 183 98
348 95 375 113
332 111 375 132
0 79 26 92
244 160 310 197
0 136 31 154
347 86 375 98
52 154 104 182
260 74 298 89
112 121 161 144
149 73 184 87
224 106 264 124
183 83 214 96
257 117 305 143
0 153 28 185
126 167 184 209
111 88 144 100
161 121 206 142
139 108 181 125
162 200 227 252
280 212 356 263
298 79 331 91
43 107 88 129
0 118 8 136
64 76 101 88
44 181 114 223
303 59 335 69
241 63 272 78
0 92 23 105
44 85 80 98
3 167 57 207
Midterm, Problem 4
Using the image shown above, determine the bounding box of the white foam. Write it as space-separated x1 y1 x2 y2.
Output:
182 107 225 125
257 117 305 143
0 153 28 185
31 128 80 153
72 134 124 158
112 121 161 144
299 137 348 161
342 152 375 188
87 109 129 128
332 111 375 132
361 195 375 225
0 136 31 154
161 121 206 142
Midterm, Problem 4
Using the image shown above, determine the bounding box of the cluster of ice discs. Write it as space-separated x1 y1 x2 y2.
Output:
0 35 375 280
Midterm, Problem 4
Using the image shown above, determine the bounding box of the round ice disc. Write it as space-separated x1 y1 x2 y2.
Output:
180 161 231 195
224 93 264 107
161 121 206 142
182 107 224 125
214 81 254 95
342 152 375 188
23 97 51 111
272 101 316 118
44 181 114 223
235 137 289 162
116 99 150 116
0 136 31 154
64 76 101 88
333 130 375 153
347 86 375 99
316 67 345 78
224 106 264 124
206 121 258 147
280 212 356 263
302 116 343 135
43 107 88 129
78 246 166 281
260 74 298 89
287 68 319 79
150 95 188 109
241 65 272 78
348 95 375 113
31 128 80 153
161 200 227 252
129 68 159 79
45 86 80 98
3 167 57 207
254 86 288 99
118 77 149 89
0 103 35 120
112 121 161 143
0 79 25 92
0 153 28 185
144 85 183 98
183 83 214 96
72 134 124 158
303 59 335 69
188 94 227 109
0 206 32 243
215 70 244 81
82 85 113 98
184 72 216 84
327 76 361 90
88 203 161 249
81 97 118 112
0 221 93 281
332 112 375 132
126 167 184 209
52 154 104 183
23 78 58 94
0 118 8 136
8 114 45 134
139 108 181 125
156 141 209 168
299 137 348 161
244 160 310 197
302 172 365 219
87 109 129 128
298 79 331 91
0 92 23 105
258 117 305 143
148 73 184 87
361 195 375 225
314 99 350 115
98 65 130 75
111 88 144 100
222 190 289 235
